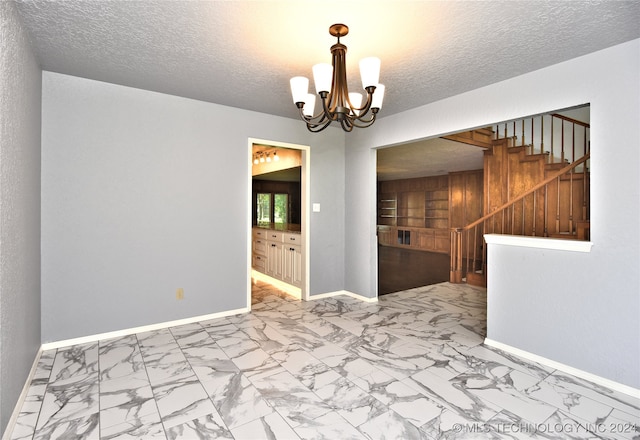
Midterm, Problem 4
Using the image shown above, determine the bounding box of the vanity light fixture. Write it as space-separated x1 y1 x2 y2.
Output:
252 150 281 166
290 23 385 133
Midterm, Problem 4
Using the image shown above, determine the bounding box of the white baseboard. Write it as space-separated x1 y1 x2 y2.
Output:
2 348 43 440
250 271 377 304
484 338 640 399
41 307 249 351
19 287 377 438
309 289 378 303
40 287 377 351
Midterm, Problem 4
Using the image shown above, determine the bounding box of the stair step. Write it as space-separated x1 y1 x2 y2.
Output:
545 162 568 170
507 145 528 154
521 152 550 162
466 272 486 287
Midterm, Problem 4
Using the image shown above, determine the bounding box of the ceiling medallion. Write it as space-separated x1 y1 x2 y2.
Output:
290 24 385 133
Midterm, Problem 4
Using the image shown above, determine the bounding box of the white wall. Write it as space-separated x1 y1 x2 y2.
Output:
0 2 42 434
345 39 640 389
41 72 345 342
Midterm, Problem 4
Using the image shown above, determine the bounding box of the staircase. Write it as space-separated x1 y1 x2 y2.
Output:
450 113 590 287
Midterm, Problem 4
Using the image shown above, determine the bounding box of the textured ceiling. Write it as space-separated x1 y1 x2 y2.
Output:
377 138 485 181
11 1 639 181
13 0 640 121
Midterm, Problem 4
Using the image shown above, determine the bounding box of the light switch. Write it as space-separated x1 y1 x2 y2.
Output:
313 203 321 212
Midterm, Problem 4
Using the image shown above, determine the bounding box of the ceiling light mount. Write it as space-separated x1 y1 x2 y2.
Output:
290 23 385 133
329 23 349 39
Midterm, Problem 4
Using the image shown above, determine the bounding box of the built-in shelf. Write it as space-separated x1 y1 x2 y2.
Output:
377 175 450 252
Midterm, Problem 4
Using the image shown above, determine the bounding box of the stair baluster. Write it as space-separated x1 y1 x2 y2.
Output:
550 117 555 163
569 170 574 234
540 115 544 156
572 123 576 163
556 174 561 233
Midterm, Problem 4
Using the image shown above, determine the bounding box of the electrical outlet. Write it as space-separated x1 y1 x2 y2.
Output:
176 288 184 300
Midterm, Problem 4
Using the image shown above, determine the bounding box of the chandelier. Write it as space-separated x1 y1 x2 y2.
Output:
290 24 385 133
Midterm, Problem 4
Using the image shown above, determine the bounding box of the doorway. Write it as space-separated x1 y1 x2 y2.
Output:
375 105 590 294
247 138 310 309
376 136 485 294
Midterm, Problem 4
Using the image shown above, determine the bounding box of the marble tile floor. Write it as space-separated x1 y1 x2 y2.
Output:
8 281 639 439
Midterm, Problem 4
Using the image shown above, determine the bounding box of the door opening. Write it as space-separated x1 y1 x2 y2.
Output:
247 139 310 309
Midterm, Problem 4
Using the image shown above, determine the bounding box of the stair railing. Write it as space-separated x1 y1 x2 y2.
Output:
495 113 590 166
450 153 590 284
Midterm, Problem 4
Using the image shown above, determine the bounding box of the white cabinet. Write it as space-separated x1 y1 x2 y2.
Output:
266 240 283 279
252 228 302 288
252 230 268 272
282 233 302 287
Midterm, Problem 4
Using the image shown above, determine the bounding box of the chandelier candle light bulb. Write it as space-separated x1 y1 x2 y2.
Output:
290 23 385 132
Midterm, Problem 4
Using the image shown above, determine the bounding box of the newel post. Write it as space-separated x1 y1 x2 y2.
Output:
450 228 463 283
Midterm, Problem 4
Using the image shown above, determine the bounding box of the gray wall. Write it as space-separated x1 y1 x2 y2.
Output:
345 39 640 389
0 2 42 434
308 132 346 295
41 72 345 342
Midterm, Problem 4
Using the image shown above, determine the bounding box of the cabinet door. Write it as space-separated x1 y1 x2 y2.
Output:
283 245 301 286
397 229 414 246
292 245 303 287
266 241 283 279
434 230 450 253
377 227 395 246
417 229 435 250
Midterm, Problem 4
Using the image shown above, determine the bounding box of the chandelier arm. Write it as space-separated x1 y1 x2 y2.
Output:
307 119 333 132
298 104 332 125
349 111 378 129
353 111 375 125
304 117 332 131
352 87 376 115
340 118 354 132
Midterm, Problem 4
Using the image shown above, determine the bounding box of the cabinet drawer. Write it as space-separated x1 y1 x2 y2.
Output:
253 228 267 239
252 254 266 271
266 231 284 242
253 239 267 256
283 233 301 245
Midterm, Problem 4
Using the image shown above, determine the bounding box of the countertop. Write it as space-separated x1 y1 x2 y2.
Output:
254 223 301 233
